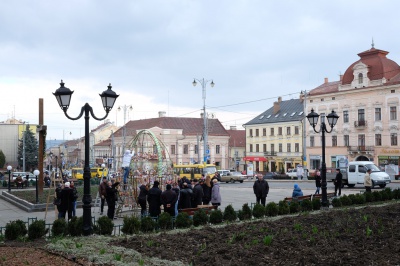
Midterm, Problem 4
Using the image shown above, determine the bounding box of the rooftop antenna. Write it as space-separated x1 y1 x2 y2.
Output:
371 37 375 49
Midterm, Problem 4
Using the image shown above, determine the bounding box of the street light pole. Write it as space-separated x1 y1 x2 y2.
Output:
7 165 12 192
192 78 215 164
33 169 40 204
306 109 339 207
53 80 119 236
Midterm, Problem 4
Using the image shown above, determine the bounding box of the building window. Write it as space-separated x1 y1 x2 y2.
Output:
391 133 398 146
194 145 198 154
255 129 259 137
183 144 189 154
375 134 382 146
171 145 176 155
278 127 282 135
216 145 220 154
279 143 282 152
358 134 365 149
287 143 291 152
310 136 315 147
294 126 299 135
344 135 349 147
358 109 365 122
286 127 291 135
295 143 299 152
375 108 381 121
262 128 266 136
390 106 397 120
263 144 266 152
256 144 259 152
343 110 349 123
332 136 337 147
249 129 253 137
249 144 253 152
358 73 363 84
270 128 274 136
270 144 274 153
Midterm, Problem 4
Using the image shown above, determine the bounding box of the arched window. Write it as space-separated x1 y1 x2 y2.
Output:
358 73 363 84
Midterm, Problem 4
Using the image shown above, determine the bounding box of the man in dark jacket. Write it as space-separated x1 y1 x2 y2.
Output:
253 175 269 206
106 181 119 220
99 177 108 215
138 182 149 216
178 182 193 209
334 168 343 196
161 184 177 216
147 181 162 217
192 179 204 208
59 181 74 220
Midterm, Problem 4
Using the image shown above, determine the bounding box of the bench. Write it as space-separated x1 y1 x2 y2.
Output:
179 205 217 216
312 192 336 201
284 194 312 204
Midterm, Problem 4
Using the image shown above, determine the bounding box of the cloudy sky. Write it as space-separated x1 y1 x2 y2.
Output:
1 0 400 140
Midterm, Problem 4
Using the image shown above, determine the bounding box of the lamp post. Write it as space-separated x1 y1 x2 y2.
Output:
192 78 215 164
53 80 119 236
306 109 339 207
7 165 12 192
33 169 40 204
60 152 64 177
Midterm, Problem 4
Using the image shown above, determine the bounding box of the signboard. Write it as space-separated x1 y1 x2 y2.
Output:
246 163 254 177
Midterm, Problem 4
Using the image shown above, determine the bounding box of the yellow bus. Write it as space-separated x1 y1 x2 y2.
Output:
71 168 84 180
173 164 217 180
90 167 108 178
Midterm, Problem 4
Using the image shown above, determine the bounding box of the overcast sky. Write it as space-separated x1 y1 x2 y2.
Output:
1 0 400 140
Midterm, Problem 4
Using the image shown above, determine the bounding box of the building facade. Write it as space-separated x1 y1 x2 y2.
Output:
227 127 246 171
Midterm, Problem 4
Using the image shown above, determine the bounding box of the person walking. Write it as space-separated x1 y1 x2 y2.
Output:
364 169 372 192
314 169 321 195
210 179 221 207
147 181 162 217
138 181 149 216
192 179 204 208
202 175 212 205
253 175 269 206
161 184 177 216
99 177 108 215
292 183 304 197
59 182 74 220
334 168 343 196
106 181 119 220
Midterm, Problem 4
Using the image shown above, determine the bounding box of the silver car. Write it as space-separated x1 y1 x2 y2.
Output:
221 171 246 183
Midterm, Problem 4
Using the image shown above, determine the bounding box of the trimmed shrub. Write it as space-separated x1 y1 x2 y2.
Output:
28 220 48 240
193 209 209 227
364 192 374 202
383 188 393 200
140 216 156 233
68 216 83 236
96 216 114 235
348 194 357 205
265 202 279 217
238 203 252 221
289 202 300 214
372 191 382 202
158 212 173 230
121 215 141 235
331 197 342 208
209 209 223 225
300 199 312 212
52 218 68 237
354 193 366 205
252 204 265 219
5 220 27 240
340 195 352 206
223 205 237 222
175 212 193 229
312 198 321 210
278 201 290 215
392 188 400 199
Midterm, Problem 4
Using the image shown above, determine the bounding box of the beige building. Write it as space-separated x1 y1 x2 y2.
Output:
306 46 400 172
226 127 246 171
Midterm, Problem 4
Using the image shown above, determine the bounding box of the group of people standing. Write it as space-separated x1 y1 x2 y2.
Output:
55 181 78 220
99 177 120 220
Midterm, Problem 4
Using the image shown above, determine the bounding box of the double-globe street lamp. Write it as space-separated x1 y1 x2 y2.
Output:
53 80 119 236
306 109 339 207
192 78 214 164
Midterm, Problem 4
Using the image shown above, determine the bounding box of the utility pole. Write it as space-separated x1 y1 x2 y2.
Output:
118 105 133 158
301 90 308 178
37 98 46 194
22 128 26 172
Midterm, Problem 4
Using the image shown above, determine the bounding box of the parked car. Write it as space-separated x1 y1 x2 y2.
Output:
218 170 231 177
220 171 246 183
263 172 278 179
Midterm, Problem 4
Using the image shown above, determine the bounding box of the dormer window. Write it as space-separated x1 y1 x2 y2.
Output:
358 73 363 84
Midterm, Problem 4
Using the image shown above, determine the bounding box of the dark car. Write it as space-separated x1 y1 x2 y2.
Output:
263 172 277 179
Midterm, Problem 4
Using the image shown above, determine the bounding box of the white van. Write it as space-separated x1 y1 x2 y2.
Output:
347 161 391 188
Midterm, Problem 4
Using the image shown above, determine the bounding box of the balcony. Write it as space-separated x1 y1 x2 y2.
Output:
347 146 374 153
354 120 367 128
264 151 277 156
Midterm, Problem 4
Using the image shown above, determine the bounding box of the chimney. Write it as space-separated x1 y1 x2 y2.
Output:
158 111 166 117
324 77 328 84
339 74 343 81
278 96 282 102
230 126 237 130
273 101 280 114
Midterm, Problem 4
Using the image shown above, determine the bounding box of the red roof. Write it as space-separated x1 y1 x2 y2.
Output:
227 129 245 147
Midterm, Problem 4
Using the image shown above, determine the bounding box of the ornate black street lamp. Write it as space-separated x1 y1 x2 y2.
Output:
53 80 119 235
306 109 339 207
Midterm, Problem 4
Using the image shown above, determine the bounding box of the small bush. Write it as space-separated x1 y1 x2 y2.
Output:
364 192 374 202
28 220 48 240
300 199 312 212
68 216 83 236
340 195 352 206
252 204 265 219
392 188 400 199
96 216 114 235
5 220 27 240
354 193 366 205
312 198 321 210
140 216 156 233
52 218 68 237
193 209 209 227
175 212 193 228
331 197 342 208
278 201 290 215
158 212 173 230
223 205 237 222
289 202 300 213
381 188 393 201
372 191 382 202
209 209 223 224
265 202 279 217
121 215 141 235
238 203 252 221
348 194 357 205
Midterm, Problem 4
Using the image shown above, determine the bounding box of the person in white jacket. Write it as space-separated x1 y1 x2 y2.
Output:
122 150 134 185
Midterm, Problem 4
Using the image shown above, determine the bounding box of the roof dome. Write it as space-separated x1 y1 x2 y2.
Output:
342 48 400 85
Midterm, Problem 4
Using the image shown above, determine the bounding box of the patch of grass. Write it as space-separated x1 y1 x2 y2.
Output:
99 248 106 255
146 240 154 247
311 225 318 234
294 223 303 231
114 253 122 261
263 235 273 246
366 226 372 237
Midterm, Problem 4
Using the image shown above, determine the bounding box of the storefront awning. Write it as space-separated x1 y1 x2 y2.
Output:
243 156 267 162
